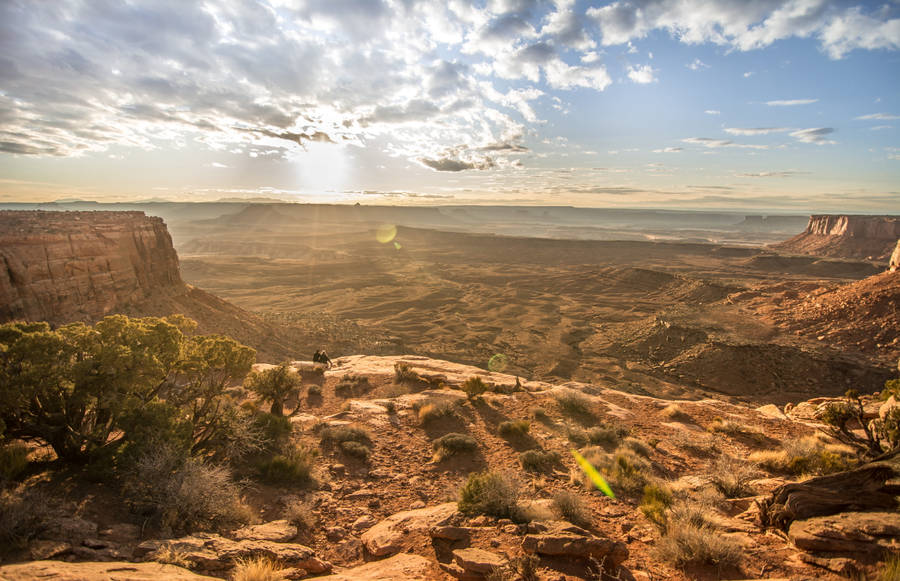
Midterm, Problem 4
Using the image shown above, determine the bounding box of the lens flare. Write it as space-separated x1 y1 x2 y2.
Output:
488 353 508 372
572 450 615 499
376 224 397 244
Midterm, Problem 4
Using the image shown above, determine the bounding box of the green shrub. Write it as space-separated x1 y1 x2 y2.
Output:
283 499 316 532
0 442 29 481
621 437 651 458
554 389 593 419
576 446 650 494
0 489 48 550
881 379 900 401
519 449 560 473
461 376 490 398
433 433 478 461
655 504 741 568
458 471 519 519
710 455 757 498
244 363 301 416
258 445 316 484
640 482 673 528
415 398 458 425
551 490 592 529
339 440 370 459
128 448 252 534
252 413 293 451
319 425 372 446
498 420 531 438
335 374 371 398
394 362 419 383
568 425 621 449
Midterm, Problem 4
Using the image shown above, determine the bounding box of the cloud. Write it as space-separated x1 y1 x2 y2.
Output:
704 110 721 115
855 113 900 120
626 64 656 83
686 58 709 70
682 137 769 149
724 127 790 135
736 171 804 177
585 1 900 60
743 71 753 77
766 98 819 106
789 127 836 144
653 147 683 153
419 156 495 171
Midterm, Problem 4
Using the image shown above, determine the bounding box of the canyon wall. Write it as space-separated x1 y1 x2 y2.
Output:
0 211 183 322
771 215 900 261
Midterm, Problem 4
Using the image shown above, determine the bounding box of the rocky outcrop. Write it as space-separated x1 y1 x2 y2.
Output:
0 561 219 580
771 215 900 260
320 553 435 580
789 511 900 555
360 503 458 557
0 211 182 322
890 240 900 271
521 522 628 567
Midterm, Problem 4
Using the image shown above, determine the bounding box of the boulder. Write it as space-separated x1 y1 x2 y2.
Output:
788 511 900 555
233 519 297 542
39 516 99 542
521 523 628 567
0 561 219 580
453 547 505 574
879 395 899 419
318 553 435 580
361 502 458 557
137 533 331 573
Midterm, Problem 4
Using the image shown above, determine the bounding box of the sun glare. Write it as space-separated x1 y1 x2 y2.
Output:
294 142 351 200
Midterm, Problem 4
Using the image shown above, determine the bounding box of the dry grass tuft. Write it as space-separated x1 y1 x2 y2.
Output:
749 434 855 476
232 556 286 581
154 543 192 567
282 499 316 532
574 445 651 494
661 404 693 423
415 398 458 425
655 499 741 568
709 455 757 498
498 420 531 438
551 490 592 529
432 433 478 461
458 471 520 519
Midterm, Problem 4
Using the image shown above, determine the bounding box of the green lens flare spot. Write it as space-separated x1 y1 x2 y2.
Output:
376 224 397 244
488 353 508 372
393 241 402 250
572 449 615 499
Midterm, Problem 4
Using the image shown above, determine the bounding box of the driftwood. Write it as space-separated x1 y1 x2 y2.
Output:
758 464 900 530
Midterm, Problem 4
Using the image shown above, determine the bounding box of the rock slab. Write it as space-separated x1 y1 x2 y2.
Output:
0 561 218 580
789 511 900 555
361 502 458 557
319 553 434 580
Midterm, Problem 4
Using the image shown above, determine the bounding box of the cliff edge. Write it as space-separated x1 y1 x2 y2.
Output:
0 211 297 361
771 214 900 260
0 211 182 322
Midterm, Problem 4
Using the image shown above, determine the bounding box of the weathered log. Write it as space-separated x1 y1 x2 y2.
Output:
758 464 898 530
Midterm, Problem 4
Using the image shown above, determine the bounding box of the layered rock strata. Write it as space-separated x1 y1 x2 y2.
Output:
772 215 900 260
0 211 182 322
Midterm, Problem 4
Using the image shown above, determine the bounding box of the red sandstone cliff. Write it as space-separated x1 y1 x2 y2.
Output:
0 211 296 361
771 215 900 260
0 211 182 322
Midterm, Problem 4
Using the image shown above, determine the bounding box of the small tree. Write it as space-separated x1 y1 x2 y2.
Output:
244 364 302 416
819 389 899 457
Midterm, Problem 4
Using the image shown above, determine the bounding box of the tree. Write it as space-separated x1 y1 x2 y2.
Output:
244 363 302 416
0 315 256 464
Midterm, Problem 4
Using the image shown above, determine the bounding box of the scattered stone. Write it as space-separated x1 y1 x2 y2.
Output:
361 503 458 557
351 515 377 532
233 520 298 542
325 527 348 542
99 523 141 544
409 500 426 509
319 553 434 580
0 561 219 580
522 523 628 567
756 403 787 420
799 553 859 576
453 548 505 575
430 525 472 541
501 524 519 534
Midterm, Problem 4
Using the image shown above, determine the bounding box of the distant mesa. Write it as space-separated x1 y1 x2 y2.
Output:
771 214 900 261
0 210 295 361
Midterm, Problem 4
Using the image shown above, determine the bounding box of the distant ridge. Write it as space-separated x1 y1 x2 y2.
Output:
771 214 900 260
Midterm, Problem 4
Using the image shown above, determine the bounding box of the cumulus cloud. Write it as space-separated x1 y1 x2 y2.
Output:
682 137 769 149
653 147 683 153
790 127 836 144
705 109 721 115
737 170 804 177
585 1 900 60
627 64 657 83
766 98 819 106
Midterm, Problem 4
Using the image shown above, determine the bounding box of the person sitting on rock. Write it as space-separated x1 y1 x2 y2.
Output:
313 350 322 363
319 349 332 369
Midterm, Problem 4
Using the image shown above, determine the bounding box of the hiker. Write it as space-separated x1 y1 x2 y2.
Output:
319 349 332 369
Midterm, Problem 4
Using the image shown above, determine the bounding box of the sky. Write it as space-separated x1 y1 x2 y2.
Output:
1 0 899 212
